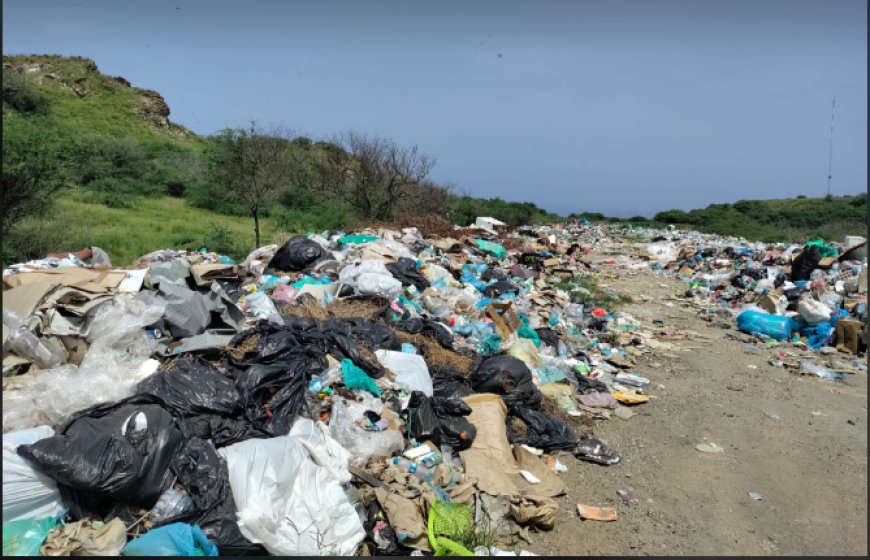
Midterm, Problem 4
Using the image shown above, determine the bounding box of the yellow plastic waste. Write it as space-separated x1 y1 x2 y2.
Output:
612 391 649 404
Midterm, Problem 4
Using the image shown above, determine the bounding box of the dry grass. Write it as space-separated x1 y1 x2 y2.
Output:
394 331 474 374
325 298 385 321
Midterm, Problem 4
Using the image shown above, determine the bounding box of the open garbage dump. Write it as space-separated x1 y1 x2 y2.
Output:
2 221 866 556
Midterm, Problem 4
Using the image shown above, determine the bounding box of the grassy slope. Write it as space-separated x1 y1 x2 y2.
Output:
45 191 277 265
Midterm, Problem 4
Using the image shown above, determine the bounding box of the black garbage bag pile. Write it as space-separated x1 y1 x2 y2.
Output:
405 390 477 451
268 235 333 272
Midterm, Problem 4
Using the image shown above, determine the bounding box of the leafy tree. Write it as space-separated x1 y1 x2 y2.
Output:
2 116 66 234
205 123 296 246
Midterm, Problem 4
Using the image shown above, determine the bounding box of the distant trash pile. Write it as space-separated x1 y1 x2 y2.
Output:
2 220 866 555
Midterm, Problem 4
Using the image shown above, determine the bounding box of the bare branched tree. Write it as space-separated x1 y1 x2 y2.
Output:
312 131 435 221
206 122 296 246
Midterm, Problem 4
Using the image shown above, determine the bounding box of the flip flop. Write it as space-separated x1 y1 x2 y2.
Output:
573 435 621 465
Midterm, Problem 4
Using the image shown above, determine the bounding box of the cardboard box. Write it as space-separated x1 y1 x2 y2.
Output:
836 319 864 354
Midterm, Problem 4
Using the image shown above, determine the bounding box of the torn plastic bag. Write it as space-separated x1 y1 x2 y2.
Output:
507 406 577 451
791 244 822 281
137 357 241 418
329 396 404 466
432 365 473 399
406 391 477 451
268 235 332 272
391 318 454 349
178 415 267 448
3 515 62 556
3 426 65 523
386 258 431 292
219 433 365 556
343 317 400 351
136 281 243 339
469 355 542 410
289 417 353 485
235 359 310 437
123 523 218 556
144 259 192 290
164 436 255 551
17 396 183 513
375 350 433 396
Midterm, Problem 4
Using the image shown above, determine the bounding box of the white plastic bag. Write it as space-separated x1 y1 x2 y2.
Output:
375 350 433 396
3 426 65 523
220 435 365 556
356 273 403 300
799 298 834 325
328 396 404 467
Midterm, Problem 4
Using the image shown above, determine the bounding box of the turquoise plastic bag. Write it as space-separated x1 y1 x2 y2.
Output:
517 325 541 347
474 239 507 259
123 523 217 556
341 359 382 396
3 516 61 556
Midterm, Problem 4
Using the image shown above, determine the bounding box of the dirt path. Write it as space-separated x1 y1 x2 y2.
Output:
531 260 867 556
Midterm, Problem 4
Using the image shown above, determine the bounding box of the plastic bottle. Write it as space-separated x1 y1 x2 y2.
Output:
392 457 432 482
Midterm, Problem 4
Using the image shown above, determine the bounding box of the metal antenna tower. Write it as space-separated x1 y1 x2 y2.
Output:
826 97 835 196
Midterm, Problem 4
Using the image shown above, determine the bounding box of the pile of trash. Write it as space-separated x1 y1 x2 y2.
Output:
2 221 663 556
3 220 866 556
625 228 868 377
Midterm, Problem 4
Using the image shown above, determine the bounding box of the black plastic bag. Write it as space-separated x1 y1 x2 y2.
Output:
483 279 518 298
468 355 542 409
178 415 268 447
18 396 183 510
791 244 822 281
341 317 401 351
236 359 310 436
432 365 473 399
268 235 331 272
391 318 454 349
535 328 561 349
406 391 476 451
507 406 577 451
385 258 430 292
137 357 241 418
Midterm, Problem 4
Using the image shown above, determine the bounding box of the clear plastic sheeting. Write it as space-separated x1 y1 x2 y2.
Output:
219 433 365 556
2 426 66 523
2 296 164 433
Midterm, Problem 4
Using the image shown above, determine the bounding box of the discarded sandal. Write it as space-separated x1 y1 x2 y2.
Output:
573 435 621 465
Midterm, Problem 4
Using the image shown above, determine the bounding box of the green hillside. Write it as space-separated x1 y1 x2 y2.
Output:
2 54 557 265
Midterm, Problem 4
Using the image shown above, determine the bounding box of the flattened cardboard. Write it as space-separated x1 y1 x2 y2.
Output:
3 268 125 293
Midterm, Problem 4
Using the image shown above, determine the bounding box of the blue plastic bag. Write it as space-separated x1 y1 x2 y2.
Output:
3 516 61 556
735 310 794 340
123 523 217 556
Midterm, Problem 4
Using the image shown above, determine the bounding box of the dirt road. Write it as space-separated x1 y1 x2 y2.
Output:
531 259 867 556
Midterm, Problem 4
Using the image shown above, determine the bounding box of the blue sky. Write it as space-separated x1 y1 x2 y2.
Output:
3 0 866 217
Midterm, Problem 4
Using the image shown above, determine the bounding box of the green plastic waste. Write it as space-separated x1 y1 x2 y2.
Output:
339 234 378 245
806 239 838 257
517 325 541 347
475 333 502 356
473 239 507 259
341 359 382 396
3 516 61 556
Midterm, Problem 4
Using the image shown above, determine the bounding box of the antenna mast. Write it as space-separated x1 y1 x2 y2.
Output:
826 97 835 196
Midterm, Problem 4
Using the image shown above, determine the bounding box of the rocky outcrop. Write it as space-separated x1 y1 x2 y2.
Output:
136 89 170 128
